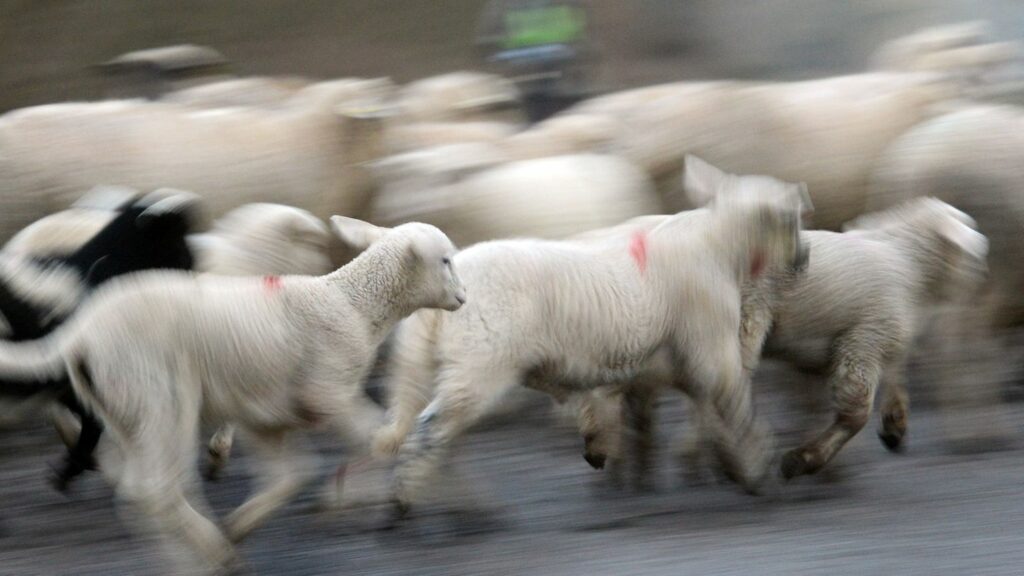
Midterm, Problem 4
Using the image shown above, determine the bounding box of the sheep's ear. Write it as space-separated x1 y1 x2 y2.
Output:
796 182 814 224
330 215 390 249
287 212 329 247
136 189 202 227
938 212 989 262
683 155 728 207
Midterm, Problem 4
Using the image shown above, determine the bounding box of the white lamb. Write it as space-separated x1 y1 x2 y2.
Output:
866 104 1024 451
0 217 463 571
579 195 990 485
369 142 662 248
372 157 809 519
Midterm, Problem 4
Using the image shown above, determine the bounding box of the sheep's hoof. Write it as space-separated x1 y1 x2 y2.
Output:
780 449 815 480
379 499 411 531
204 461 224 482
878 429 905 453
583 451 606 470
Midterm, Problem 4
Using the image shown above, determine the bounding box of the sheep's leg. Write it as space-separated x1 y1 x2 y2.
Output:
877 363 910 452
931 305 1017 453
115 401 237 569
48 402 81 450
204 424 235 481
224 429 318 543
621 384 658 491
576 388 622 471
676 289 773 487
780 344 883 479
682 335 773 494
676 396 714 485
373 319 440 458
391 367 518 517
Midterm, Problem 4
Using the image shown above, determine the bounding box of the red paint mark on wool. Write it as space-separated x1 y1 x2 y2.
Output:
629 231 648 274
262 275 282 293
749 251 765 278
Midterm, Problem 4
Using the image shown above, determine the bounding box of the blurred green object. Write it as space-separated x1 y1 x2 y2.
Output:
502 5 586 49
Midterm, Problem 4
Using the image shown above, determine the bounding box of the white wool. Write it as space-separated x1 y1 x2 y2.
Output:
0 219 462 569
866 104 1024 448
397 71 523 124
370 144 661 248
545 72 973 229
583 197 992 483
0 78 394 244
376 159 807 508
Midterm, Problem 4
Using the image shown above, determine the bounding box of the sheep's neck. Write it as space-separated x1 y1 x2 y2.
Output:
705 209 770 282
326 244 416 341
887 230 947 303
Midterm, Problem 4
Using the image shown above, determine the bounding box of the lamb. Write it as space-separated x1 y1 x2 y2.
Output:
0 217 463 571
19 200 335 489
1 186 140 259
369 142 662 248
0 189 200 487
865 104 1024 451
546 71 971 228
396 71 523 124
0 78 393 245
371 157 808 521
578 195 989 486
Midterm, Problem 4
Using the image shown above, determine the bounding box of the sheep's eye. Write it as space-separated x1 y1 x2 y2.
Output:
442 257 450 265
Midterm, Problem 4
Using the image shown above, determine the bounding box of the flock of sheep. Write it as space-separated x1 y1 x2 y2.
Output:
0 20 1023 574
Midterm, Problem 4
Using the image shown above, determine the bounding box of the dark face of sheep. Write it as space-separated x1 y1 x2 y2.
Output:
64 194 197 287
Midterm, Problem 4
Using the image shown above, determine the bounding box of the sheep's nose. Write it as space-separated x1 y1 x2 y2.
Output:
456 294 466 305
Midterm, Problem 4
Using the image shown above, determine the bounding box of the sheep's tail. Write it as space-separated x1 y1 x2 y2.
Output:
372 309 443 458
0 330 72 397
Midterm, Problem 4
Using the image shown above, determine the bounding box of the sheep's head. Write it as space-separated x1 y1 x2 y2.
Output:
330 216 465 312
845 197 989 302
684 154 811 276
193 203 331 277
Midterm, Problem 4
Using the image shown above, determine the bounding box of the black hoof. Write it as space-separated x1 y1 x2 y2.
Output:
583 452 606 470
379 499 410 532
204 462 222 482
780 450 810 480
878 430 905 453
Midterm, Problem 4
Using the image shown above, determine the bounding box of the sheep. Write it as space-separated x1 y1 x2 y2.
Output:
545 71 972 228
0 189 201 488
26 201 334 489
372 157 808 520
0 78 394 246
382 120 518 155
0 195 334 490
396 71 523 125
577 195 989 486
866 104 1024 452
368 142 662 248
0 216 463 571
163 76 313 109
1 186 139 259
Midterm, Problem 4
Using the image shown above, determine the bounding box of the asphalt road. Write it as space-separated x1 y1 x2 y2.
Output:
1 369 1022 576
